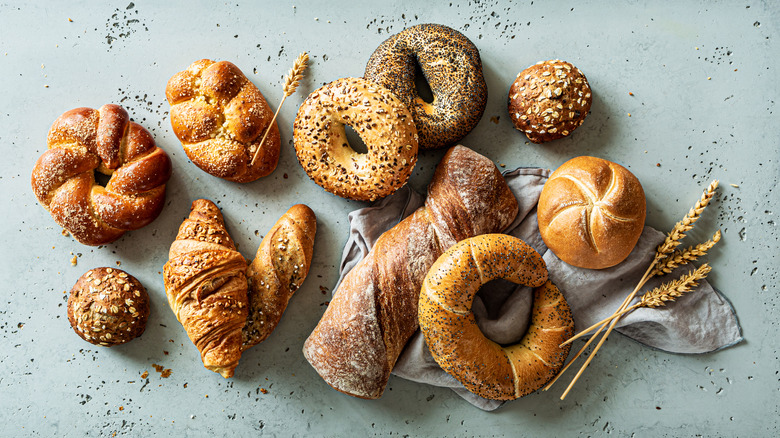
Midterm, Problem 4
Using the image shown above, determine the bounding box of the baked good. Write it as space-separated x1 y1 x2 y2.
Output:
31 104 171 246
163 199 249 378
537 156 646 269
293 77 419 201
419 234 574 400
508 60 592 143
303 145 519 399
243 204 317 350
163 200 318 376
365 23 487 150
166 59 280 183
67 267 150 347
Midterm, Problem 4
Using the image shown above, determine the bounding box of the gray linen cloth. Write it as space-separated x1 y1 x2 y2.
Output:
334 166 743 410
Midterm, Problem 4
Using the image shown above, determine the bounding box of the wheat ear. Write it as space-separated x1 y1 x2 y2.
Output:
651 231 721 277
250 52 309 167
555 180 719 399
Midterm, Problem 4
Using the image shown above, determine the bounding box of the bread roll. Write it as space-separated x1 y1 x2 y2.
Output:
537 156 646 269
302 145 519 399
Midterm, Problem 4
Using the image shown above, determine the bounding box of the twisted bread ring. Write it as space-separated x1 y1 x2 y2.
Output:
365 23 487 150
293 77 419 201
419 234 574 400
31 104 171 246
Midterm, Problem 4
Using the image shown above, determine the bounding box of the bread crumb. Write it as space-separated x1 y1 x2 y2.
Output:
628 113 632 117
730 183 739 188
71 255 78 266
628 92 634 96
68 18 73 22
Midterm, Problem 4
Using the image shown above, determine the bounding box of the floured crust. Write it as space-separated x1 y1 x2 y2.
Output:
166 60 280 183
302 145 519 399
31 104 171 246
508 59 592 143
537 156 646 269
293 77 419 201
365 23 487 150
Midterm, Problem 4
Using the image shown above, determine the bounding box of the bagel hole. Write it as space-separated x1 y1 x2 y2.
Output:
94 170 111 188
413 62 434 104
474 280 534 346
343 125 369 154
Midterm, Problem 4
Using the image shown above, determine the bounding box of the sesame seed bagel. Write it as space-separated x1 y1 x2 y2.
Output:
365 23 487 150
419 234 574 400
508 60 592 143
293 77 419 201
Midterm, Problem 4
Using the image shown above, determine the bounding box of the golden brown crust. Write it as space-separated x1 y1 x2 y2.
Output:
419 235 573 400
67 267 150 347
365 23 487 150
243 204 317 349
163 199 248 378
166 60 280 183
508 60 592 143
31 104 171 246
537 156 646 269
293 77 419 201
302 145 519 399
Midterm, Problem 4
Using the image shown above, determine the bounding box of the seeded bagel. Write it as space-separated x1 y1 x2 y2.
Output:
365 23 487 150
419 234 574 400
508 60 592 143
293 77 419 201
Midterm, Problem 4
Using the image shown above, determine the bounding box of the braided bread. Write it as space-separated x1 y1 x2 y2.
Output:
419 234 574 400
31 104 171 246
166 59 280 183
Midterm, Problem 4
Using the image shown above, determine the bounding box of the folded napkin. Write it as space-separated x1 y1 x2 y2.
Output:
335 166 743 410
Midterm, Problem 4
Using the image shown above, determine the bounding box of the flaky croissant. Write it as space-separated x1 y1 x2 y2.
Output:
163 199 248 378
164 200 317 377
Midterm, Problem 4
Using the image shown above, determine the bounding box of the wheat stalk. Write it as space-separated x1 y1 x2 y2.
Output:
544 264 713 393
655 180 719 257
250 52 309 167
553 180 720 400
651 230 720 277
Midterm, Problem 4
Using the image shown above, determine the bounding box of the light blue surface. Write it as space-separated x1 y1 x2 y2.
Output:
1 1 778 436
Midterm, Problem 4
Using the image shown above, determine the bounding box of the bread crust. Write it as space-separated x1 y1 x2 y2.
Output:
166 60 280 183
302 145 519 399
419 234 573 400
365 23 487 150
508 60 592 143
293 77 419 201
67 267 150 347
537 156 646 269
31 104 171 245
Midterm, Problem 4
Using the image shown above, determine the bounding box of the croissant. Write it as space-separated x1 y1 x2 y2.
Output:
163 199 248 378
164 200 317 377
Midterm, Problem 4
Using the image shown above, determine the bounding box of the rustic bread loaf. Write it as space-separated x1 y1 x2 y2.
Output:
302 145 519 399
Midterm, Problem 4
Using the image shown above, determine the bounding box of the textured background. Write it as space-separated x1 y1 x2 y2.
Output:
1 0 777 436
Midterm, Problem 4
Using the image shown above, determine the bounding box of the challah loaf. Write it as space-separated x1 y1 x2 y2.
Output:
31 104 171 245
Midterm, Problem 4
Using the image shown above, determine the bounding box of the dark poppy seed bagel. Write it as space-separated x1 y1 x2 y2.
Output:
365 23 487 150
67 267 150 347
508 60 592 143
419 234 574 400
293 77 419 201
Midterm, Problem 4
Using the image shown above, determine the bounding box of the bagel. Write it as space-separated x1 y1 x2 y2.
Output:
419 234 574 400
293 77 419 201
365 23 487 150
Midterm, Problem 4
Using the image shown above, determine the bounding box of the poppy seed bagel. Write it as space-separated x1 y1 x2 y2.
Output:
365 23 487 150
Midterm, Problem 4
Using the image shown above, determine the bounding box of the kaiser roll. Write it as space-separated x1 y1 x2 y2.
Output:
537 156 646 269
